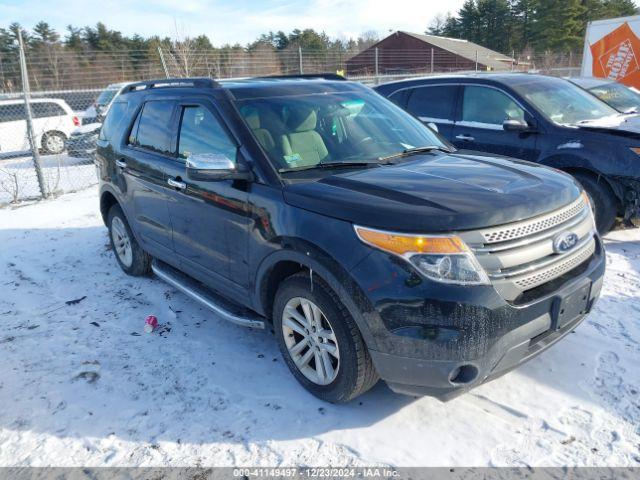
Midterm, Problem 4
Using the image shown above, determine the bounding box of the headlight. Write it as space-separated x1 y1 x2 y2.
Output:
354 226 489 285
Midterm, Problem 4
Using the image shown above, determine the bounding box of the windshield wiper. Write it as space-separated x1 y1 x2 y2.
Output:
278 161 380 173
378 145 453 163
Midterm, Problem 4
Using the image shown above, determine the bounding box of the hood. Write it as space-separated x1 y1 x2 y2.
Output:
283 152 581 232
575 114 640 139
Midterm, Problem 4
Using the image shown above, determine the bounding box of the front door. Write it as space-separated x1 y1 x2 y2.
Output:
451 85 539 161
164 101 251 301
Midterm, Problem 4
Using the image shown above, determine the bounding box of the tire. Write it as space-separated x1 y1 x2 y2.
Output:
573 172 617 235
41 131 66 155
273 272 378 403
107 204 151 276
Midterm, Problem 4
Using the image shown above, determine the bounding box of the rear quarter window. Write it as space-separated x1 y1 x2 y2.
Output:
99 101 129 142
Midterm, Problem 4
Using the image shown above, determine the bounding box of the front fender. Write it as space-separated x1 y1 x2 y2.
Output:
253 242 379 350
538 153 623 199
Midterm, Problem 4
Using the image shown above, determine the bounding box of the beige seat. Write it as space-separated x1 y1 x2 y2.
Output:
242 107 277 155
280 107 328 167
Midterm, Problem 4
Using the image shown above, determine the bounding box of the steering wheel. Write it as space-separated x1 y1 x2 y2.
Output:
356 136 375 147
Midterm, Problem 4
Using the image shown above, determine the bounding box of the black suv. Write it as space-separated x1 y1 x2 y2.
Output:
375 73 640 233
96 76 605 403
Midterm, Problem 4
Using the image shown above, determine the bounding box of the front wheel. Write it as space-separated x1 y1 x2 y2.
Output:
273 272 378 403
107 204 151 276
573 172 617 235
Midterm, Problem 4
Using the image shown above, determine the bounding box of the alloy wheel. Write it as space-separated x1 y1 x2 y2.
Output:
111 216 133 267
281 296 340 385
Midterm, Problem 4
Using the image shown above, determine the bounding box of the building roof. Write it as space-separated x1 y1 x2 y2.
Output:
398 31 514 71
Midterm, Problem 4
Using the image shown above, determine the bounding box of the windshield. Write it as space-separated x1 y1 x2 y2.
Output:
95 87 120 106
234 88 448 172
512 78 619 125
588 82 640 112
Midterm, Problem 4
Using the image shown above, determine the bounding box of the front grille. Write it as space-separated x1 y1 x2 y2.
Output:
481 196 586 243
458 196 597 301
512 239 596 289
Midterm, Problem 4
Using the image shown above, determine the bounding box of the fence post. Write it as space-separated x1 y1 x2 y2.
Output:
18 30 47 199
158 46 170 78
298 46 303 74
374 47 379 84
475 50 478 72
430 48 434 73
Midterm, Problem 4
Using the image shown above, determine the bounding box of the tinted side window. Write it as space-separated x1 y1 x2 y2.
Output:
387 89 410 107
406 86 457 119
178 106 237 162
0 104 25 123
31 102 66 118
462 86 525 125
99 101 128 141
132 101 175 154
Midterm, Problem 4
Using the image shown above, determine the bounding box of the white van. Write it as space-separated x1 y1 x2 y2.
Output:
0 98 78 155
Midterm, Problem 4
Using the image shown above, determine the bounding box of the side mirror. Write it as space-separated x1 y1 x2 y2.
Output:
426 122 439 133
502 118 529 132
186 153 252 181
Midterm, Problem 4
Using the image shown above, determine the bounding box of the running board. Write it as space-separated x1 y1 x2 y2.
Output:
151 260 266 329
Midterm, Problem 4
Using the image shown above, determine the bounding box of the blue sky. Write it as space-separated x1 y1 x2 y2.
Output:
1 0 468 45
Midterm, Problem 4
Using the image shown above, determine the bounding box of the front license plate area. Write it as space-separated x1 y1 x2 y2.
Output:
553 282 592 329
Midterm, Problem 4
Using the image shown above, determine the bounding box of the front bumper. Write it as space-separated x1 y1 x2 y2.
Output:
351 237 606 400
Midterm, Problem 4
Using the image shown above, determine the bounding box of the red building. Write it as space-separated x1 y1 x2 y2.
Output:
346 31 514 76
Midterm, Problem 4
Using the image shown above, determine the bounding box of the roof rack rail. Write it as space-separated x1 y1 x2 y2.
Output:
123 77 221 93
252 73 346 81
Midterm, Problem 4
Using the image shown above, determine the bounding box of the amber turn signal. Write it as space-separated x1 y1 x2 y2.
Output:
354 226 468 256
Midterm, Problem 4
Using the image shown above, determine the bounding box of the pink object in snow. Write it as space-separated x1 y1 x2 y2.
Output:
144 315 158 333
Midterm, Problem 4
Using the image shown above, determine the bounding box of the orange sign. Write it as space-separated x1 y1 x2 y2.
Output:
590 22 640 88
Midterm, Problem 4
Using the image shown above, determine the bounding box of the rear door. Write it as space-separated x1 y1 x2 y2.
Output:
394 84 459 139
163 99 251 300
451 85 539 161
119 99 177 259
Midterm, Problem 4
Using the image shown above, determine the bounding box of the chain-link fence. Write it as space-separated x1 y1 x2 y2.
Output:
0 40 583 206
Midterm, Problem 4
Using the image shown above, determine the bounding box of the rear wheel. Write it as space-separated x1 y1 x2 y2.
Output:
273 272 378 403
41 131 66 155
573 172 617 235
107 204 151 276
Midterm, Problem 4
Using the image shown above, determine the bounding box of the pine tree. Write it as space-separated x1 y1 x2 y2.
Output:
532 0 586 51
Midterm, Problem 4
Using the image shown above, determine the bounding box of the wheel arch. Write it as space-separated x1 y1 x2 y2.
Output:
561 166 622 206
254 243 378 350
99 189 119 225
41 129 67 147
539 153 622 203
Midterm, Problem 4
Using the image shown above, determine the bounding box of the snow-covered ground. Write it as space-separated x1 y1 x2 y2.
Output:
0 187 639 467
0 153 96 205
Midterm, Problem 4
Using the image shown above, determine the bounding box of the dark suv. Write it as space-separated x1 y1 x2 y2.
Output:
375 73 640 233
96 76 605 403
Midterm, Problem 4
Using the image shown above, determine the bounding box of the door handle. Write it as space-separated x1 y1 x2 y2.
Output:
115 159 127 169
455 134 475 141
167 177 187 190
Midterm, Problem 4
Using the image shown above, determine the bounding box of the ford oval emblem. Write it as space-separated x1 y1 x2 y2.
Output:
553 231 579 254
